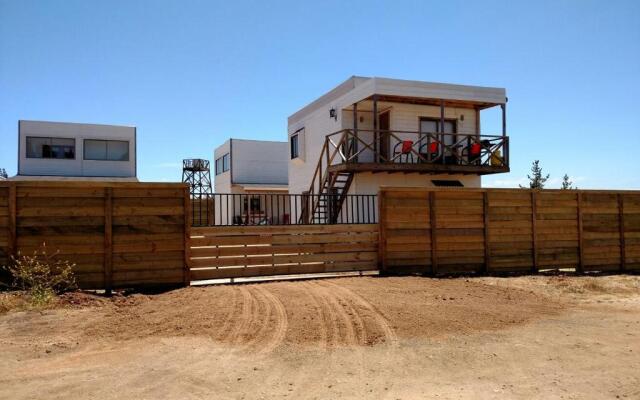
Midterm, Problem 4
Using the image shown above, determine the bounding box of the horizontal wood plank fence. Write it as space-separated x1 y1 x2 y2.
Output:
0 181 190 290
188 224 378 280
379 187 640 275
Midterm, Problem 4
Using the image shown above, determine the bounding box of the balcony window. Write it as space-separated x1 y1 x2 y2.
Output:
26 137 75 159
84 140 129 161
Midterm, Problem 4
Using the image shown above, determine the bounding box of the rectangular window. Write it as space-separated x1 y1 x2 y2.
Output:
222 153 230 172
83 140 129 161
26 137 75 159
215 153 230 175
290 134 299 159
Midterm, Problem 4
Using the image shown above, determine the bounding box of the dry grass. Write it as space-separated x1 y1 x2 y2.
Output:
0 292 28 314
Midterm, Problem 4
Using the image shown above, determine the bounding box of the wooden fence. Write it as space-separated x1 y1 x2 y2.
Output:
189 224 378 280
0 181 190 290
379 187 640 275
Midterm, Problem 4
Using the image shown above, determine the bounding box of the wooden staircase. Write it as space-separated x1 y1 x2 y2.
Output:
301 131 354 224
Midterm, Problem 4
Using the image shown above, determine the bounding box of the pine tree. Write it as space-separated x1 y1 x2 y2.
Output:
0 168 7 179
520 160 549 189
561 174 575 190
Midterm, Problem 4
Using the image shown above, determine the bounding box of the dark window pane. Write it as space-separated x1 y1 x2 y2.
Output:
222 153 230 172
291 134 299 159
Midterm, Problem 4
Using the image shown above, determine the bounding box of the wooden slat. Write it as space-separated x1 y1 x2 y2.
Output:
430 191 437 275
104 188 113 295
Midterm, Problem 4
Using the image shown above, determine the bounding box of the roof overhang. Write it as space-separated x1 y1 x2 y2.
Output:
233 183 289 192
289 76 507 126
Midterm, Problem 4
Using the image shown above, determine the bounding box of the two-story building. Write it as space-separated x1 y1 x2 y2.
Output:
14 120 137 180
287 76 509 222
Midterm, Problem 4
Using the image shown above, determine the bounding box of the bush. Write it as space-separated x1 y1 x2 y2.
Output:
3 243 77 306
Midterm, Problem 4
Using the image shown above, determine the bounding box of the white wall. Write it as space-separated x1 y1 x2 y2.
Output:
288 99 481 194
351 172 481 194
288 102 343 194
213 139 231 193
18 120 136 177
232 140 288 185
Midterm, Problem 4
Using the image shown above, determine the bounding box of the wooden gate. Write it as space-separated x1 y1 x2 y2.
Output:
188 224 379 280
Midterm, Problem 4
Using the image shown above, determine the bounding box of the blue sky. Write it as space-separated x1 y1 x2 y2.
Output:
1 0 639 188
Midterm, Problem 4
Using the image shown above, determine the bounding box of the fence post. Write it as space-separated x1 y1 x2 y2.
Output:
104 187 113 295
618 193 626 272
577 192 584 274
483 191 490 275
207 196 214 226
184 186 192 285
7 183 16 258
430 191 438 276
378 189 386 273
530 190 538 274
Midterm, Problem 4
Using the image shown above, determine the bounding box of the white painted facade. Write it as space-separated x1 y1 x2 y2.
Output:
287 76 507 194
213 138 288 194
213 139 289 225
17 120 136 178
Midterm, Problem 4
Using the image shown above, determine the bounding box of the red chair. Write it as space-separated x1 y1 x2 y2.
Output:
469 142 482 164
394 140 414 163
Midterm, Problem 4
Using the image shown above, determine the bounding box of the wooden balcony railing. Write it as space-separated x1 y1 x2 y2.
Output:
324 129 509 170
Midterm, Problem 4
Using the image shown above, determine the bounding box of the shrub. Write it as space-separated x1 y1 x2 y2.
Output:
3 243 77 306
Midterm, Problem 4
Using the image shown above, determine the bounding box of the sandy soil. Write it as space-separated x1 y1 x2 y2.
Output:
0 275 639 399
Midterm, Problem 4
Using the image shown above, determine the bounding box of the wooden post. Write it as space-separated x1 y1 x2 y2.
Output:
483 191 490 274
377 189 386 273
531 190 538 273
440 100 445 164
104 187 113 295
373 95 378 162
184 186 192 285
618 193 626 272
577 191 584 274
501 103 507 137
7 183 16 258
429 191 438 276
207 196 214 226
353 102 358 162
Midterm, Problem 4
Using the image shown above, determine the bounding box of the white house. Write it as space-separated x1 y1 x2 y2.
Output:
287 76 509 222
213 138 289 224
15 120 137 180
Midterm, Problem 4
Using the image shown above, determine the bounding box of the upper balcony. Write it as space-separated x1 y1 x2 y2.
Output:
323 129 509 175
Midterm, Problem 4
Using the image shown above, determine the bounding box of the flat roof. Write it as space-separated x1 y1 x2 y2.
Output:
288 76 507 125
19 119 136 129
9 175 139 182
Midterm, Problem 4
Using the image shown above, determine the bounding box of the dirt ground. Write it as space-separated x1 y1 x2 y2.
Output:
1 275 639 399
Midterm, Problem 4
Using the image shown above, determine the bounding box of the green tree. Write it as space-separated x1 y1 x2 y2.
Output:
0 168 7 179
520 160 549 189
560 174 575 190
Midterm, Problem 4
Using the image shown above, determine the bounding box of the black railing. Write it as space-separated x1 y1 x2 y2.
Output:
191 193 378 227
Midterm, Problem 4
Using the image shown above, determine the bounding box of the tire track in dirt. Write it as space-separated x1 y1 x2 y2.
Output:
213 287 238 341
303 281 343 348
321 281 399 347
314 282 357 345
223 286 256 346
240 285 272 350
252 285 288 355
300 282 329 351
